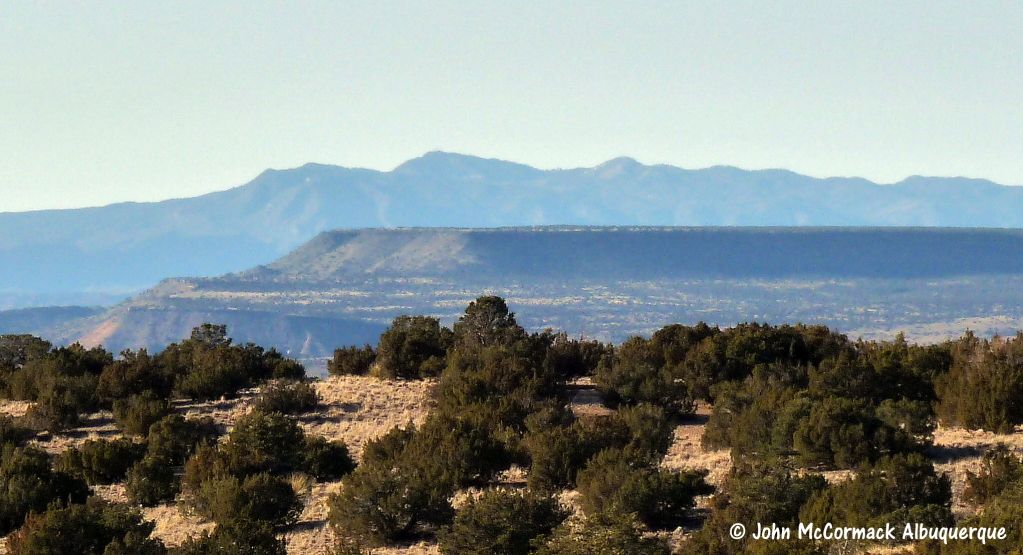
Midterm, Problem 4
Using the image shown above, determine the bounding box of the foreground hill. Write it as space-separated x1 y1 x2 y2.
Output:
34 226 1023 362
4 152 1023 306
2 375 1019 554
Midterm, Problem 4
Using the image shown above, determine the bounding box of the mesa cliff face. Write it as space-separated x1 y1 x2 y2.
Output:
40 227 1023 362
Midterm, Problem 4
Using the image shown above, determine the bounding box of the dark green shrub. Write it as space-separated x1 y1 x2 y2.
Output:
522 406 675 493
800 453 953 534
301 435 356 481
264 351 305 380
541 332 609 381
6 497 165 555
0 445 90 535
172 359 250 401
935 333 1023 433
180 443 232 503
963 445 1023 505
650 323 720 366
522 402 576 433
452 296 524 351
3 344 109 411
684 461 826 554
438 489 568 555
327 456 455 546
178 412 338 517
16 372 101 432
2 344 109 411
254 380 319 414
327 345 376 376
172 520 286 555
523 424 593 492
97 349 173 402
0 335 51 371
650 322 850 403
165 325 305 401
374 315 451 379
192 473 302 529
38 343 112 376
0 415 32 446
701 370 804 456
792 396 921 468
326 421 471 546
220 410 305 476
412 414 511 488
19 392 84 432
609 403 674 455
809 337 944 405
125 454 180 506
522 412 642 492
145 414 220 465
718 323 848 382
55 438 146 485
593 337 694 417
704 364 930 469
1 366 39 401
113 391 172 436
436 340 562 432
130 414 219 506
360 425 416 466
576 448 712 530
533 511 670 555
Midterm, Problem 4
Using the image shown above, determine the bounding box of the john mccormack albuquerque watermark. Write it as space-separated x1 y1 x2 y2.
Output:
729 522 1008 545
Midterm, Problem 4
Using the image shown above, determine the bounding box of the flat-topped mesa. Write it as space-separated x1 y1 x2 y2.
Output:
243 226 1023 283
3 153 1022 302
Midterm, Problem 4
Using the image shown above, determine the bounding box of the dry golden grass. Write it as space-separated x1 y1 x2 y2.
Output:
30 411 124 455
931 423 1023 518
661 403 731 489
0 399 32 418
175 389 259 430
145 505 215 548
567 377 612 418
301 375 436 458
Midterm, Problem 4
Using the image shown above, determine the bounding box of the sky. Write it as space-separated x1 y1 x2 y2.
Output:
1 1 1021 212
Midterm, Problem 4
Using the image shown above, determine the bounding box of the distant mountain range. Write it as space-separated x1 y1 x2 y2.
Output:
12 227 1023 369
3 152 1023 307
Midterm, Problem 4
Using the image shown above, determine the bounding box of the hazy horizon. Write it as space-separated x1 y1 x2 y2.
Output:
3 150 1022 215
3 2 1021 211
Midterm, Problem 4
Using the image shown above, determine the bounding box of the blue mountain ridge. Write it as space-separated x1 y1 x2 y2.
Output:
2 152 1020 304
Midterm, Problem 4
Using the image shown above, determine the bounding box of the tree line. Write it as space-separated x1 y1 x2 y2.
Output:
3 296 1023 553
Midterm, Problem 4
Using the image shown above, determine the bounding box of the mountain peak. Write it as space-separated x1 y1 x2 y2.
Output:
392 151 539 179
600 156 642 167
590 156 646 178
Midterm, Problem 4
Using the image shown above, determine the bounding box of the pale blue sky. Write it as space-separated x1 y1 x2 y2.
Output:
1 1 1021 211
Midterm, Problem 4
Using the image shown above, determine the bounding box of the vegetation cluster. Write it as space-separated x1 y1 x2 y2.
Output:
3 296 1023 553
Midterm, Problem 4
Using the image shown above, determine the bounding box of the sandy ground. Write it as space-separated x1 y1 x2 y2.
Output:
3 377 1023 554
